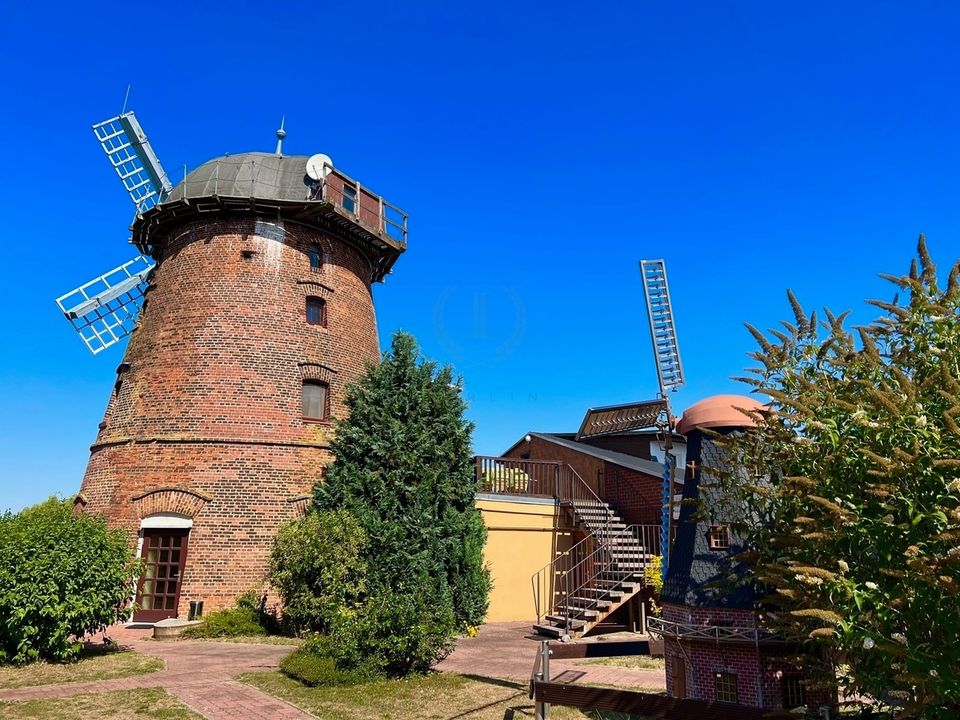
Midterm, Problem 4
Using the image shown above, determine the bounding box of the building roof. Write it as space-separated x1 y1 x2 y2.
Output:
675 394 765 435
164 153 316 204
521 432 666 476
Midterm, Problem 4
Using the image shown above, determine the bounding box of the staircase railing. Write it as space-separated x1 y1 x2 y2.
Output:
532 523 661 631
560 524 660 633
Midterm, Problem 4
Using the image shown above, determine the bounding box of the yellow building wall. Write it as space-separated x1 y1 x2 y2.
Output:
477 495 573 622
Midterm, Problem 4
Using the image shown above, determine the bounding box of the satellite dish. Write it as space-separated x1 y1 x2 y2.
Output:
306 153 333 181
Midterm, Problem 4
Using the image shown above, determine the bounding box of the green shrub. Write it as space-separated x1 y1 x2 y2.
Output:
280 636 379 687
181 591 279 638
331 581 458 676
268 510 366 635
0 498 140 664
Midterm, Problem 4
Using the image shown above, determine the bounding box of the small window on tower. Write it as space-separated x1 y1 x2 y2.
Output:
708 524 732 550
715 672 738 704
342 183 357 214
302 381 329 421
309 246 323 272
306 297 326 326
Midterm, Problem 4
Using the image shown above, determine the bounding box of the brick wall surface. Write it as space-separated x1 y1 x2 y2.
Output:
661 603 832 711
601 461 662 526
77 216 383 617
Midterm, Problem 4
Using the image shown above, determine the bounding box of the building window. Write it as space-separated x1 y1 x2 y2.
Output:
715 672 738 704
782 676 805 708
342 183 357 214
708 524 732 550
302 381 329 421
306 297 326 326
309 246 323 272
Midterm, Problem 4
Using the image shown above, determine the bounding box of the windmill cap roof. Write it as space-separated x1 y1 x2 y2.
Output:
164 152 315 204
676 394 765 434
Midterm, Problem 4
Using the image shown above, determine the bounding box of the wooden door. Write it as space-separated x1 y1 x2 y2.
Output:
672 656 687 698
134 529 189 622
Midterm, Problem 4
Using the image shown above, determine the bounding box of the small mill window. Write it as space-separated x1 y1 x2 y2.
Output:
306 297 326 326
782 676 805 708
708 525 732 550
309 246 323 272
715 673 738 704
302 381 329 421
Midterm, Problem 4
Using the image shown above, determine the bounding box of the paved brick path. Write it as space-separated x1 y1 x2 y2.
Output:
437 622 666 690
0 626 314 719
0 622 664 719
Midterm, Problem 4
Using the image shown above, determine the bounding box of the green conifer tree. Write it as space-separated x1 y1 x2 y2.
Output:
721 238 960 718
313 332 490 639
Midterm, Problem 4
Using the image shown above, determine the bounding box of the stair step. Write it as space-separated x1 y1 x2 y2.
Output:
579 588 624 600
594 580 640 590
569 596 612 610
558 606 599 619
533 623 565 638
545 615 587 629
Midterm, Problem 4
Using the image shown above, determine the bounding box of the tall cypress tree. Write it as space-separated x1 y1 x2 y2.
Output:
313 332 490 631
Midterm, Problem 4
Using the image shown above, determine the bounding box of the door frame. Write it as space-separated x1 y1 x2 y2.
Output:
133 526 191 622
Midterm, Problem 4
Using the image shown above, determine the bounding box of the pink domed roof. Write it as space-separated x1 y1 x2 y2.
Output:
675 394 765 434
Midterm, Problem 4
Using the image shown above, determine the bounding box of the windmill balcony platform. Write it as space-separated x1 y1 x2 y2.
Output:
132 154 408 281
646 617 781 644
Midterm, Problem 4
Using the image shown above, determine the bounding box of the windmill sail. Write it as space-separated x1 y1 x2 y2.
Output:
55 255 154 355
92 112 173 214
640 259 685 396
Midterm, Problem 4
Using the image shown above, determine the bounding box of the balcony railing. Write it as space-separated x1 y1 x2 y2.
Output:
646 617 780 644
475 456 562 497
319 166 408 246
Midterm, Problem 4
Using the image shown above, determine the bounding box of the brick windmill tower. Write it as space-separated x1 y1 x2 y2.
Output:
56 112 407 621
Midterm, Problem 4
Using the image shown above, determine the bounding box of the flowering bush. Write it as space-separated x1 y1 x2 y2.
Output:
720 238 960 718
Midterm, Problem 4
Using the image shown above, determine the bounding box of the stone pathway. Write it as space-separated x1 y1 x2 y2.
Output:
0 622 664 719
0 626 314 719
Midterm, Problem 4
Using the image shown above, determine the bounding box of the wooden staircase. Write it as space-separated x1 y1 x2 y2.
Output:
532 500 659 640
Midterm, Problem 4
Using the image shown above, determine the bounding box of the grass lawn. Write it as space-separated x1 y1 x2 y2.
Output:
0 646 164 689
574 656 665 672
0 687 201 719
241 670 638 719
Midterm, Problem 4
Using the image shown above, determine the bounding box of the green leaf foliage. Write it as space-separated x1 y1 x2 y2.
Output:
181 590 279 639
0 498 140 664
312 331 490 674
268 510 367 635
720 237 960 718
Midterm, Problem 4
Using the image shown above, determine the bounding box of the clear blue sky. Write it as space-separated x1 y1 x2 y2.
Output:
1 1 957 513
